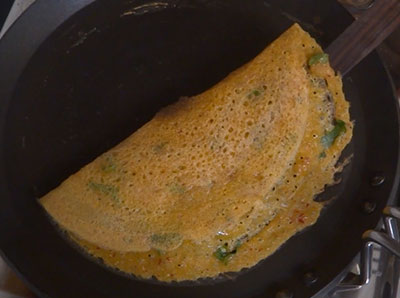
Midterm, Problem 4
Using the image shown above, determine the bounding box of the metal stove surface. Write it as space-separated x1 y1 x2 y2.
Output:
0 1 399 298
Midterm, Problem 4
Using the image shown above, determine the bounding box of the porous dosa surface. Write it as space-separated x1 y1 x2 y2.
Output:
41 24 353 281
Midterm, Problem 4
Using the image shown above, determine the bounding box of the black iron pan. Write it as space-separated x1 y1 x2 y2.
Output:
0 0 399 297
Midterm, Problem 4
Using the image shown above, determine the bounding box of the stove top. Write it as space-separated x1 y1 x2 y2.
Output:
0 1 399 297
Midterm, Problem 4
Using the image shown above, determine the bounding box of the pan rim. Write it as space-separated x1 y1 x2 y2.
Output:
0 0 95 297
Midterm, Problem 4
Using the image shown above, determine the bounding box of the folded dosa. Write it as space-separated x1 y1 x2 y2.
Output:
41 24 353 281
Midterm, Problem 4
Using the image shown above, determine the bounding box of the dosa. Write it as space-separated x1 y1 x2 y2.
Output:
41 24 353 281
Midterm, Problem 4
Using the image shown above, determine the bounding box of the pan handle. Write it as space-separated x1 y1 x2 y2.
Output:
326 0 400 75
339 0 375 10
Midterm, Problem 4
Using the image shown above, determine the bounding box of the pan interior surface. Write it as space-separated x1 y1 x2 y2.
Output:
0 0 398 297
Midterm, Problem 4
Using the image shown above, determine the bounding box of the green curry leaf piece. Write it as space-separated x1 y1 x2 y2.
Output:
321 120 346 148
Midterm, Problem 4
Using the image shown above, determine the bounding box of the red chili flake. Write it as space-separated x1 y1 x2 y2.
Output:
158 258 162 265
298 213 306 224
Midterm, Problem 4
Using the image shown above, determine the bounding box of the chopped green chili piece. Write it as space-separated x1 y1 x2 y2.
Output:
214 244 232 264
214 241 241 264
308 53 329 66
321 120 346 148
319 151 327 158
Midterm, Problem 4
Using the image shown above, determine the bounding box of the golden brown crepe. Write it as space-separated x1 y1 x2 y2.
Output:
41 23 353 281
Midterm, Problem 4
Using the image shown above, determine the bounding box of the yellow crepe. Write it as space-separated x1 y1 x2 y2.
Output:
41 23 353 281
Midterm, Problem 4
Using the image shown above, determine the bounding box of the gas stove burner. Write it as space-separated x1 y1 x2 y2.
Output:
319 207 400 298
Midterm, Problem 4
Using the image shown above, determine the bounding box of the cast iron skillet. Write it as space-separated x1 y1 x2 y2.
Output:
0 0 399 297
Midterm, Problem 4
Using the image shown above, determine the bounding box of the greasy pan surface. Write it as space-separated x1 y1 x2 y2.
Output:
0 0 399 297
